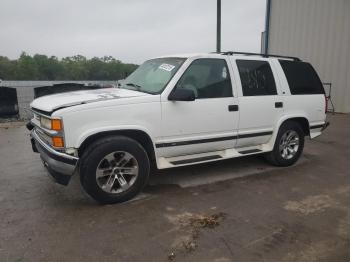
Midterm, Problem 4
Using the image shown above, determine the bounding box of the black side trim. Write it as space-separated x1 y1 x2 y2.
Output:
310 124 325 130
34 140 77 165
238 149 262 154
238 131 273 139
171 155 222 165
156 131 273 148
156 135 238 148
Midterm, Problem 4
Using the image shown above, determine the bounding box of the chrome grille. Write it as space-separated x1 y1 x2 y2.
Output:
35 128 52 146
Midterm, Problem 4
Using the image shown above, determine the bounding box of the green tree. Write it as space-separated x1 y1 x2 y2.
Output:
16 52 40 80
33 54 65 80
0 52 138 80
0 56 16 79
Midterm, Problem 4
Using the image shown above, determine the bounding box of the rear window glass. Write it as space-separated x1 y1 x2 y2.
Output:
236 60 277 96
279 60 325 95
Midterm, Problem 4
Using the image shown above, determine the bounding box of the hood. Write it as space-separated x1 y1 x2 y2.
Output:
30 88 148 113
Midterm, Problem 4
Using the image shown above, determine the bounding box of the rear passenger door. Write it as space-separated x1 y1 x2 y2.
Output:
231 58 284 147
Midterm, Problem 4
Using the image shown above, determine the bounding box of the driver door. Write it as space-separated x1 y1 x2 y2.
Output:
159 58 239 157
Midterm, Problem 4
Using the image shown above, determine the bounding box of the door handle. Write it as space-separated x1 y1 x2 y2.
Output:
275 102 283 108
228 105 239 112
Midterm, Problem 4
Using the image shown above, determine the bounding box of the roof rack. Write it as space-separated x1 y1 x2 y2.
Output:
219 51 301 62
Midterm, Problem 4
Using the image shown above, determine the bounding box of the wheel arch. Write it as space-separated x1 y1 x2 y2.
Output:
266 115 310 150
77 129 157 165
278 116 310 136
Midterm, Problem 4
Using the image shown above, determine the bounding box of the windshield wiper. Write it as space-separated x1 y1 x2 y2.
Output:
122 82 154 95
125 83 142 90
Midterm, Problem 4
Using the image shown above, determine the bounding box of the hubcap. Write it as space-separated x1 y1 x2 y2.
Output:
279 130 300 160
96 151 139 194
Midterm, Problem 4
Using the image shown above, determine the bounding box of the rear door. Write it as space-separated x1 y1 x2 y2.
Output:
230 58 284 147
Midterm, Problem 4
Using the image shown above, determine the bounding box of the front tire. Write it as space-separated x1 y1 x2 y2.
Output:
265 121 305 167
80 136 150 204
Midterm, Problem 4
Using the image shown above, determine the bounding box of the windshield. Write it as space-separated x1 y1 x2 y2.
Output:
120 57 186 94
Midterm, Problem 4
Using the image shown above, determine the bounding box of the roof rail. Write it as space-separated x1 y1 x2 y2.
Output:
219 51 301 62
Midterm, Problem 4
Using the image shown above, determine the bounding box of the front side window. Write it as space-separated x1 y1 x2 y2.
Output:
236 60 277 96
176 59 233 99
121 57 185 94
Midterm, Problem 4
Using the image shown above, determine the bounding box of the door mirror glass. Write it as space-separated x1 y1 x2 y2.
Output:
168 88 196 101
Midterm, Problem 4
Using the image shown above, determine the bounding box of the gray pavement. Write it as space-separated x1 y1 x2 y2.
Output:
0 114 350 262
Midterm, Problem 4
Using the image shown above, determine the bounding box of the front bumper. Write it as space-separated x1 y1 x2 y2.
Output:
30 129 79 185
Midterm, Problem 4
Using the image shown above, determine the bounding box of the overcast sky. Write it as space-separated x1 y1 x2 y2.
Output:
0 0 266 64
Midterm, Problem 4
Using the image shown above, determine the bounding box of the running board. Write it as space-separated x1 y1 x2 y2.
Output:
238 149 262 154
170 155 222 165
157 147 271 169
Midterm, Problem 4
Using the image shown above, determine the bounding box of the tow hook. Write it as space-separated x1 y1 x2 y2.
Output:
26 121 34 131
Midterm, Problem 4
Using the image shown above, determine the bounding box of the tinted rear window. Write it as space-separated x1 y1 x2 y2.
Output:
236 60 277 96
279 60 325 95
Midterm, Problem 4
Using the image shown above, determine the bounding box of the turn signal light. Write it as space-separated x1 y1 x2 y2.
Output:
52 137 64 148
51 119 63 131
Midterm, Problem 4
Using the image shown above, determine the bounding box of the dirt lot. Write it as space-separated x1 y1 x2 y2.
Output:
0 114 350 262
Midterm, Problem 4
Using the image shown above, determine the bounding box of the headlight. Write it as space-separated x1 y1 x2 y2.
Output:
40 117 51 129
40 117 63 131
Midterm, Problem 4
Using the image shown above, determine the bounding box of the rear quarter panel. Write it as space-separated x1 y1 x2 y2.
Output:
272 60 326 138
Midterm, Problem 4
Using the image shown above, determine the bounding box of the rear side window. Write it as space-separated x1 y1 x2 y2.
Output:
279 60 325 95
236 60 277 96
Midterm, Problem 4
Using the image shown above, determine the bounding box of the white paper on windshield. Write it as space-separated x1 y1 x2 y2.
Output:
159 64 176 72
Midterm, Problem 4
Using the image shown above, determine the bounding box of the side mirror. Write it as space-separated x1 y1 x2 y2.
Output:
168 88 195 101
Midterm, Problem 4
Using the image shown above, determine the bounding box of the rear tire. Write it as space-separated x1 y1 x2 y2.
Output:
265 121 305 167
80 136 150 204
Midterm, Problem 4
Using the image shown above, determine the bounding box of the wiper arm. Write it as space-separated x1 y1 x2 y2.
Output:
123 82 154 94
125 83 142 90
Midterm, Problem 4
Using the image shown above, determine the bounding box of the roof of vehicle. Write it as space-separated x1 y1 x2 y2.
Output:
157 52 301 62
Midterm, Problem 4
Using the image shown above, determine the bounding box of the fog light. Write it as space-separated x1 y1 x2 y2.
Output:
52 137 64 148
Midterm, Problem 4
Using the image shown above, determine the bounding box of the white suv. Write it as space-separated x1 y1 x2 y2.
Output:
28 52 329 204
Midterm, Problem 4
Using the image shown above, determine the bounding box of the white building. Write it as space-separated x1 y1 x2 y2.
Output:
264 0 350 113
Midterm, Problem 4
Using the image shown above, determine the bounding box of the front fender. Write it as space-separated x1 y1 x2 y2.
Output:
75 125 155 149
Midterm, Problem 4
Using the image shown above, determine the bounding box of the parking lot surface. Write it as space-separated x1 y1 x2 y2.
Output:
0 114 350 262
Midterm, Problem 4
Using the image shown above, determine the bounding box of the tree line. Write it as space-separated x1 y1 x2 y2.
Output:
0 52 138 81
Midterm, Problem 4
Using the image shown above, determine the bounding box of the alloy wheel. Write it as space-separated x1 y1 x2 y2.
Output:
95 151 139 193
279 130 300 160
